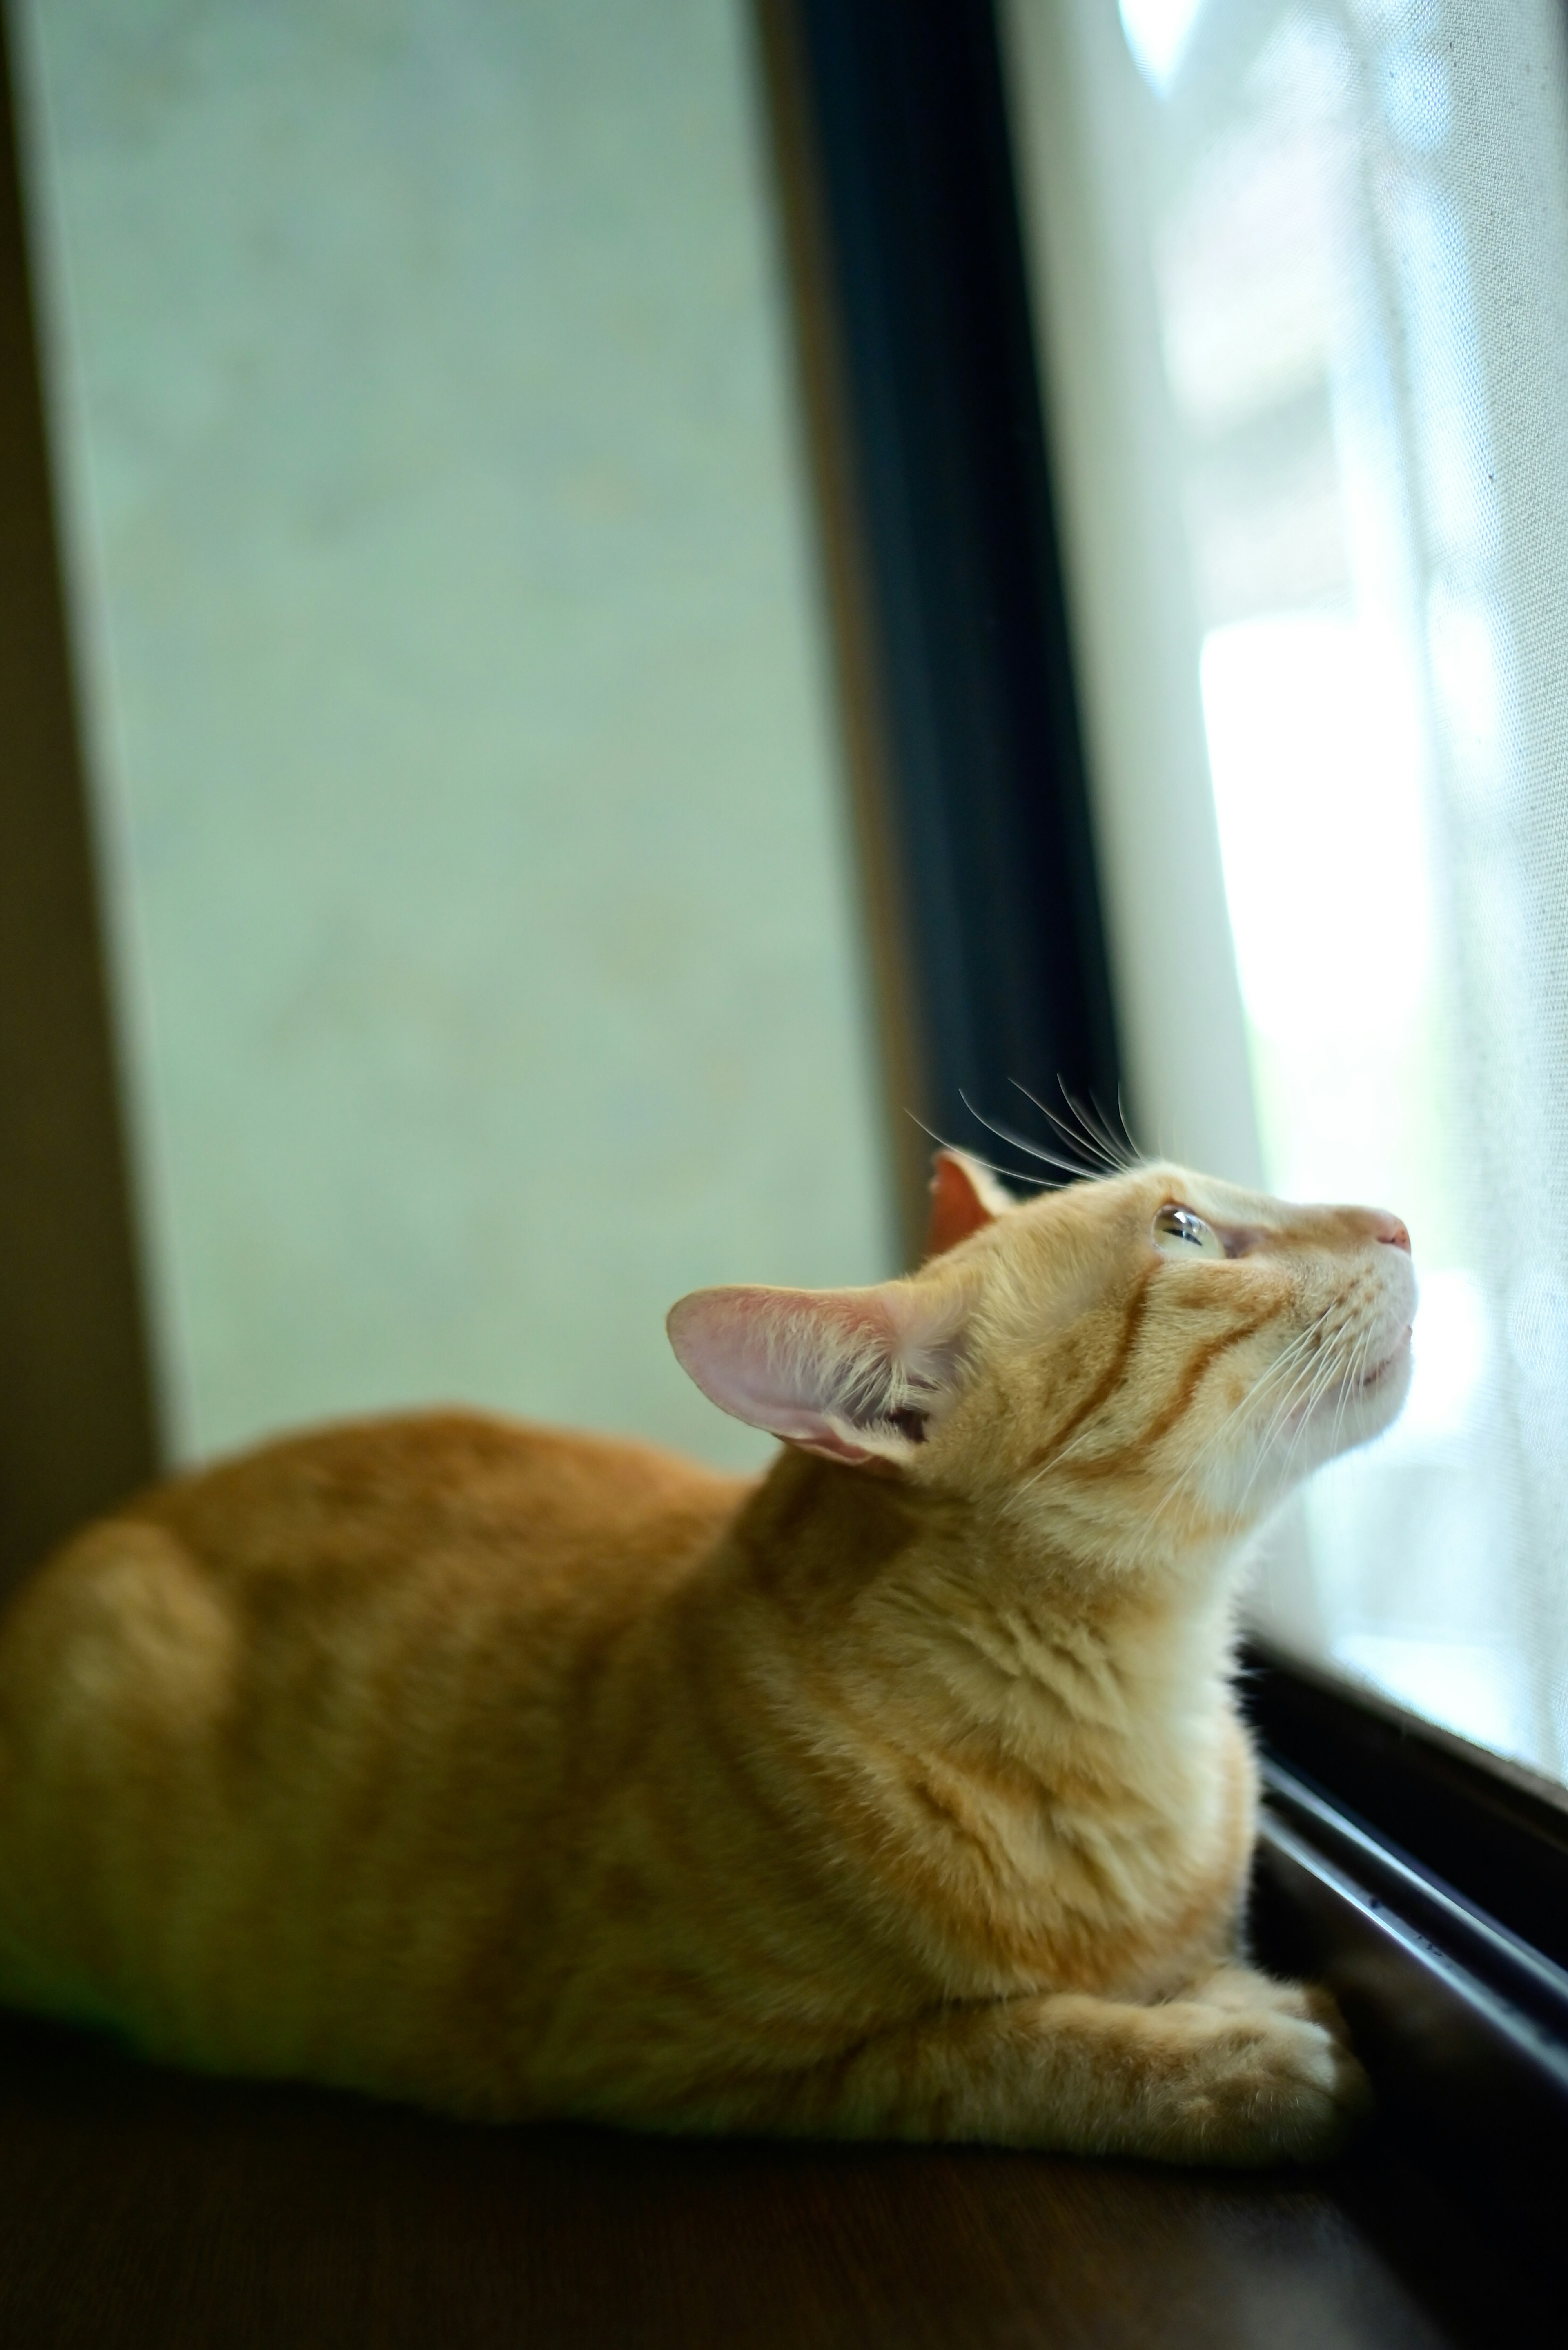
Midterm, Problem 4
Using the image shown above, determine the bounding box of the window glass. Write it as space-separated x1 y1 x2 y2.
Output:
14 0 891 1471
1008 0 1568 1785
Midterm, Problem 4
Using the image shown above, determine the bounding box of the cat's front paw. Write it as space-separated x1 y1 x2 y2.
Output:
1192 1964 1352 2040
1163 2005 1372 2167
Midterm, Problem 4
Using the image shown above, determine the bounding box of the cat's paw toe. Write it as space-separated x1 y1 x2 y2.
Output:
1176 2009 1373 2167
1193 1967 1345 2034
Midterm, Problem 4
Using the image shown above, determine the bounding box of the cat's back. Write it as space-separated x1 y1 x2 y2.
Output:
9 1408 748 1636
0 1413 752 2058
0 1408 749 1805
123 1407 748 1600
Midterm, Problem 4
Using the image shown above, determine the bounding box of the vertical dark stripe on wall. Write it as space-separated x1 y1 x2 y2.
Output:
754 0 1120 1248
0 11 159 1583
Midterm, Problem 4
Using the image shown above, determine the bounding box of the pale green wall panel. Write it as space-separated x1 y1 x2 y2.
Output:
18 0 892 1469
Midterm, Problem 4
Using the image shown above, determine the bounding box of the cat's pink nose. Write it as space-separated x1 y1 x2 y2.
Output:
1374 1214 1411 1252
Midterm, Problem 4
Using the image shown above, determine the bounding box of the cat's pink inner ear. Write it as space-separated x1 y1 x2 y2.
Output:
926 1150 1011 1259
666 1284 958 1465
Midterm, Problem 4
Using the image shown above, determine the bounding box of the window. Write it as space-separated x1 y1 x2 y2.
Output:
1006 0 1568 1794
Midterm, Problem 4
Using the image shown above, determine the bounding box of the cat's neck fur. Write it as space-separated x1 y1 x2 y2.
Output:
717 1445 1246 1784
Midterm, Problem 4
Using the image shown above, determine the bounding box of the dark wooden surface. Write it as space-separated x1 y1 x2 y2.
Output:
0 2011 1549 2350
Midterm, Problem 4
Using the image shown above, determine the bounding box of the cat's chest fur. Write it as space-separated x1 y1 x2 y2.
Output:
872 1691 1258 2005
610 1450 1258 2027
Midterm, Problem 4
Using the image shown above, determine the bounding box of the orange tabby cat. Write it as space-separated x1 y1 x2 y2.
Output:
0 1152 1413 2163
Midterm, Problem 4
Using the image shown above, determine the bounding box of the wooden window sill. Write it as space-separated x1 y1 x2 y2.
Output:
0 2011 1553 2350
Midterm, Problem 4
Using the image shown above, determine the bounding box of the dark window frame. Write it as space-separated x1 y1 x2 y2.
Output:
0 2 159 1590
753 0 1120 1258
756 0 1568 2265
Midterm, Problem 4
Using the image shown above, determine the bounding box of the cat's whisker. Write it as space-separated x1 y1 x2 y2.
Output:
1237 1353 1331 1511
1147 1320 1323 1524
1243 1324 1337 1459
903 1112 1057 1194
1273 1323 1359 1488
1330 1322 1379 1461
1064 1084 1143 1176
1049 1308 1334 1556
1004 1081 1129 1178
1158 1348 1305 1510
1143 1302 1347 1544
1021 1289 1324 1506
1248 1321 1337 1469
1148 1316 1329 1530
1042 1107 1123 1177
1274 1332 1342 1449
955 1093 1104 1186
1323 1330 1363 1464
1114 1086 1143 1167
1005 1079 1138 1178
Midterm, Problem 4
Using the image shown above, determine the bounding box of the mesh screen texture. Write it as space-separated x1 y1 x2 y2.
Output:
1093 0 1568 1782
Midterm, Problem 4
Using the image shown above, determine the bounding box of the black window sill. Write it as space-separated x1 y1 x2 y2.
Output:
1243 1648 1568 2305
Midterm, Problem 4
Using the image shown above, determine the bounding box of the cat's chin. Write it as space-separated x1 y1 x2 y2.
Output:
1307 1325 1415 1462
1355 1326 1415 1401
1229 1327 1415 1510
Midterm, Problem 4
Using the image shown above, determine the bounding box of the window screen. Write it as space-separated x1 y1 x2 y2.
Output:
1007 0 1568 1786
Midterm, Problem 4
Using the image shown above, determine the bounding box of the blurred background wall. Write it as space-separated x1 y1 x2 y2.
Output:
13 0 893 1473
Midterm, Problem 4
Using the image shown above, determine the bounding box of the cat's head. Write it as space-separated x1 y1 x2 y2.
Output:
667 1150 1416 1568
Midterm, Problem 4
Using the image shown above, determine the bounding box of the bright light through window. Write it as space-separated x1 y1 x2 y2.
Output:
1009 0 1568 1789
1118 0 1207 95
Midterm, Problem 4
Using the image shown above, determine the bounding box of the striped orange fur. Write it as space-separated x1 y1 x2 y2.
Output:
0 1153 1415 2163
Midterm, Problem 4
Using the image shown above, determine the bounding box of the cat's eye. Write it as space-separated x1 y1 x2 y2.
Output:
1153 1205 1225 1259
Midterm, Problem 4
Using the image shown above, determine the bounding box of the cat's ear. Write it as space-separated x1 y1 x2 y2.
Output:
666 1280 970 1466
926 1149 1013 1259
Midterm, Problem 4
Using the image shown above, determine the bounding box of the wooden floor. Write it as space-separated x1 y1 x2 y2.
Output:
0 2010 1548 2349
